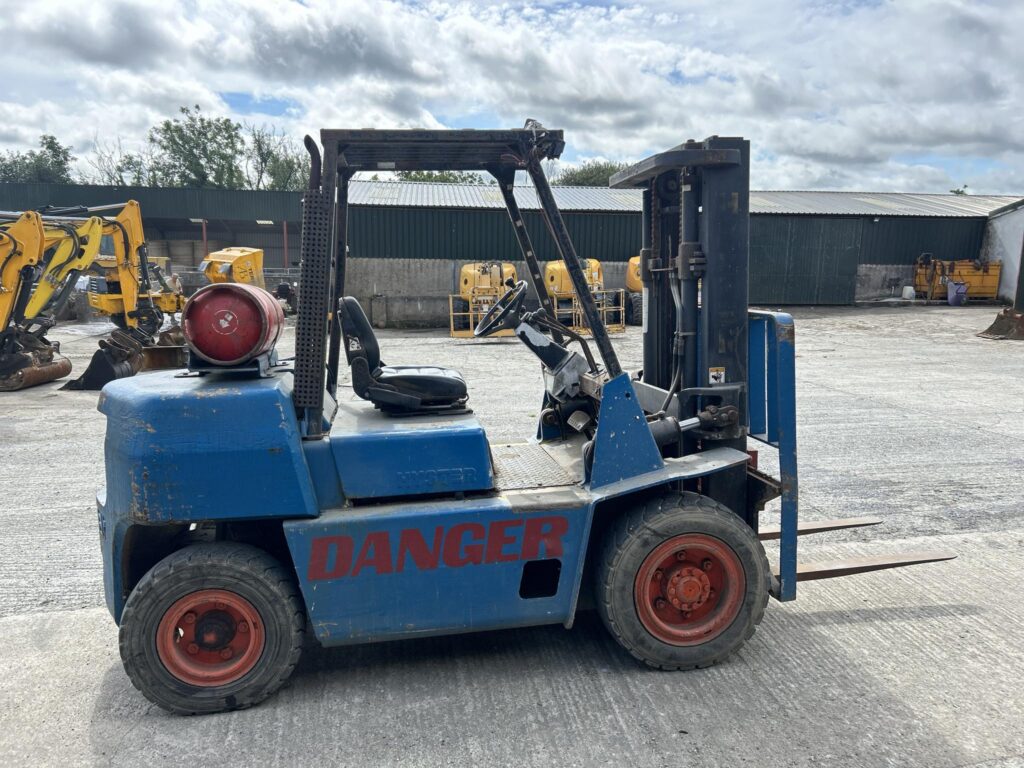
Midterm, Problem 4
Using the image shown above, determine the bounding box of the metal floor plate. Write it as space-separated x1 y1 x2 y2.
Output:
491 443 577 491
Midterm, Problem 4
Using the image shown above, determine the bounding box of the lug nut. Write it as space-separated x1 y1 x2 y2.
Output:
186 643 199 655
220 648 233 660
655 598 667 610
702 559 713 571
654 569 663 581
183 612 196 625
675 551 686 561
238 621 249 634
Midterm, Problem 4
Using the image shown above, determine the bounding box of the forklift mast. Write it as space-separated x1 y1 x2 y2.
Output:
611 138 753 525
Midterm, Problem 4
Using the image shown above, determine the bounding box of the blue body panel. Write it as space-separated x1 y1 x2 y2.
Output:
284 495 589 645
98 370 318 524
589 373 664 487
328 399 493 499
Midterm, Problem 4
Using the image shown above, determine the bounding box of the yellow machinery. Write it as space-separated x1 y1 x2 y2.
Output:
201 246 266 288
914 255 1002 302
625 255 642 325
85 201 185 331
544 258 625 334
0 201 187 390
0 210 77 389
450 262 518 338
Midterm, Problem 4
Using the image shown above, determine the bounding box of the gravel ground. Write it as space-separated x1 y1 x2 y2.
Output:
0 304 1022 767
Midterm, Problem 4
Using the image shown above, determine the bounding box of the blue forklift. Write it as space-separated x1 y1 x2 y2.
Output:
96 125 953 714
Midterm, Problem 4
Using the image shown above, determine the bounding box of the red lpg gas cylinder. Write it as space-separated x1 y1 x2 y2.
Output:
182 283 285 366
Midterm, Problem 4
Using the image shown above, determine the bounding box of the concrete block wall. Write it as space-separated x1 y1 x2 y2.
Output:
855 265 916 300
980 205 1024 302
169 258 630 329
346 258 628 328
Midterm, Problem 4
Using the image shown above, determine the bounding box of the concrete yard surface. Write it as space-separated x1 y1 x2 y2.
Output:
1 305 1022 767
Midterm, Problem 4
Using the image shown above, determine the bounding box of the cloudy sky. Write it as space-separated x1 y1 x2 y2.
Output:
1 0 1021 192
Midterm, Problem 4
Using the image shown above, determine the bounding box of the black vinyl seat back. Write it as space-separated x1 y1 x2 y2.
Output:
338 297 468 414
340 296 381 370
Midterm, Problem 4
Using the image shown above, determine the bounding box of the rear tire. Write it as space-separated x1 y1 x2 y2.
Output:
597 492 769 670
119 543 305 715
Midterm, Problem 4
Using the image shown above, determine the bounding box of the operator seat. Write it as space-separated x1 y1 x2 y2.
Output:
337 297 468 413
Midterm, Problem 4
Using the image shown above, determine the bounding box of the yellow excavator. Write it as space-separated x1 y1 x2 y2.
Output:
84 201 185 334
1 201 184 390
1 210 108 389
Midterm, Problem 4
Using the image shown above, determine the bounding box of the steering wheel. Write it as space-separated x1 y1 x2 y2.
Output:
474 280 528 337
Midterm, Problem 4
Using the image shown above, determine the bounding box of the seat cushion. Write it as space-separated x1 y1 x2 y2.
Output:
377 365 467 404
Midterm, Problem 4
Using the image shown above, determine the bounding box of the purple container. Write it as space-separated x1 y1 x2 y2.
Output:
947 281 968 306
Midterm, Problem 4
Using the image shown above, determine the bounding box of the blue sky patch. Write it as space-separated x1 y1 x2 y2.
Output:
220 92 298 116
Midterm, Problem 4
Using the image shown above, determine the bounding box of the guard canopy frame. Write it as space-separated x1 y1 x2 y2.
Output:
295 125 622 437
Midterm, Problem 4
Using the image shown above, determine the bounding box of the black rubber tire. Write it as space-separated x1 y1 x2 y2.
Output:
119 543 305 715
627 293 643 326
596 492 769 670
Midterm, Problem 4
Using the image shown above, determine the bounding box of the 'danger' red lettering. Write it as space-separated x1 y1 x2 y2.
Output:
442 523 485 567
485 519 523 563
308 535 354 580
522 516 569 559
397 527 444 572
351 531 394 576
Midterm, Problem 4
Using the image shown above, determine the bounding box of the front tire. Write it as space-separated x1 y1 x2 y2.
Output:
597 492 769 670
119 543 305 715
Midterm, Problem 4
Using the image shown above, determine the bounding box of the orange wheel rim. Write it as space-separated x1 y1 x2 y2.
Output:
634 534 745 646
155 589 265 687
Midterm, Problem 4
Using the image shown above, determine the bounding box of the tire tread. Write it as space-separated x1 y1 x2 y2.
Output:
596 492 769 671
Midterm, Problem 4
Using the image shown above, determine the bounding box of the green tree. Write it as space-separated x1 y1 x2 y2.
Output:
395 170 487 184
86 136 160 186
0 135 76 183
949 184 969 196
243 124 309 191
149 106 244 188
553 159 628 187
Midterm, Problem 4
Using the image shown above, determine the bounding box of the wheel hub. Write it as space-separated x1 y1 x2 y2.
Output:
195 610 236 650
666 566 711 611
155 589 265 687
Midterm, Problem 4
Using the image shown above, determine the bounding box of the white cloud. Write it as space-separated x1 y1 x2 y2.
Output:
1 0 1021 192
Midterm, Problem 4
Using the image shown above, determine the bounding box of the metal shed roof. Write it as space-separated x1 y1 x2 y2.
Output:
347 181 642 212
347 181 1021 217
748 191 1021 217
0 181 1019 219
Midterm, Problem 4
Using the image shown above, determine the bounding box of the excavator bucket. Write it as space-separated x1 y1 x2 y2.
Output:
61 329 146 391
978 308 1024 340
141 324 187 371
62 325 190 390
0 347 73 391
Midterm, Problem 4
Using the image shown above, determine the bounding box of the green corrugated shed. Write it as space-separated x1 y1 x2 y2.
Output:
347 208 638 263
750 217 862 305
0 181 1003 305
858 216 986 265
